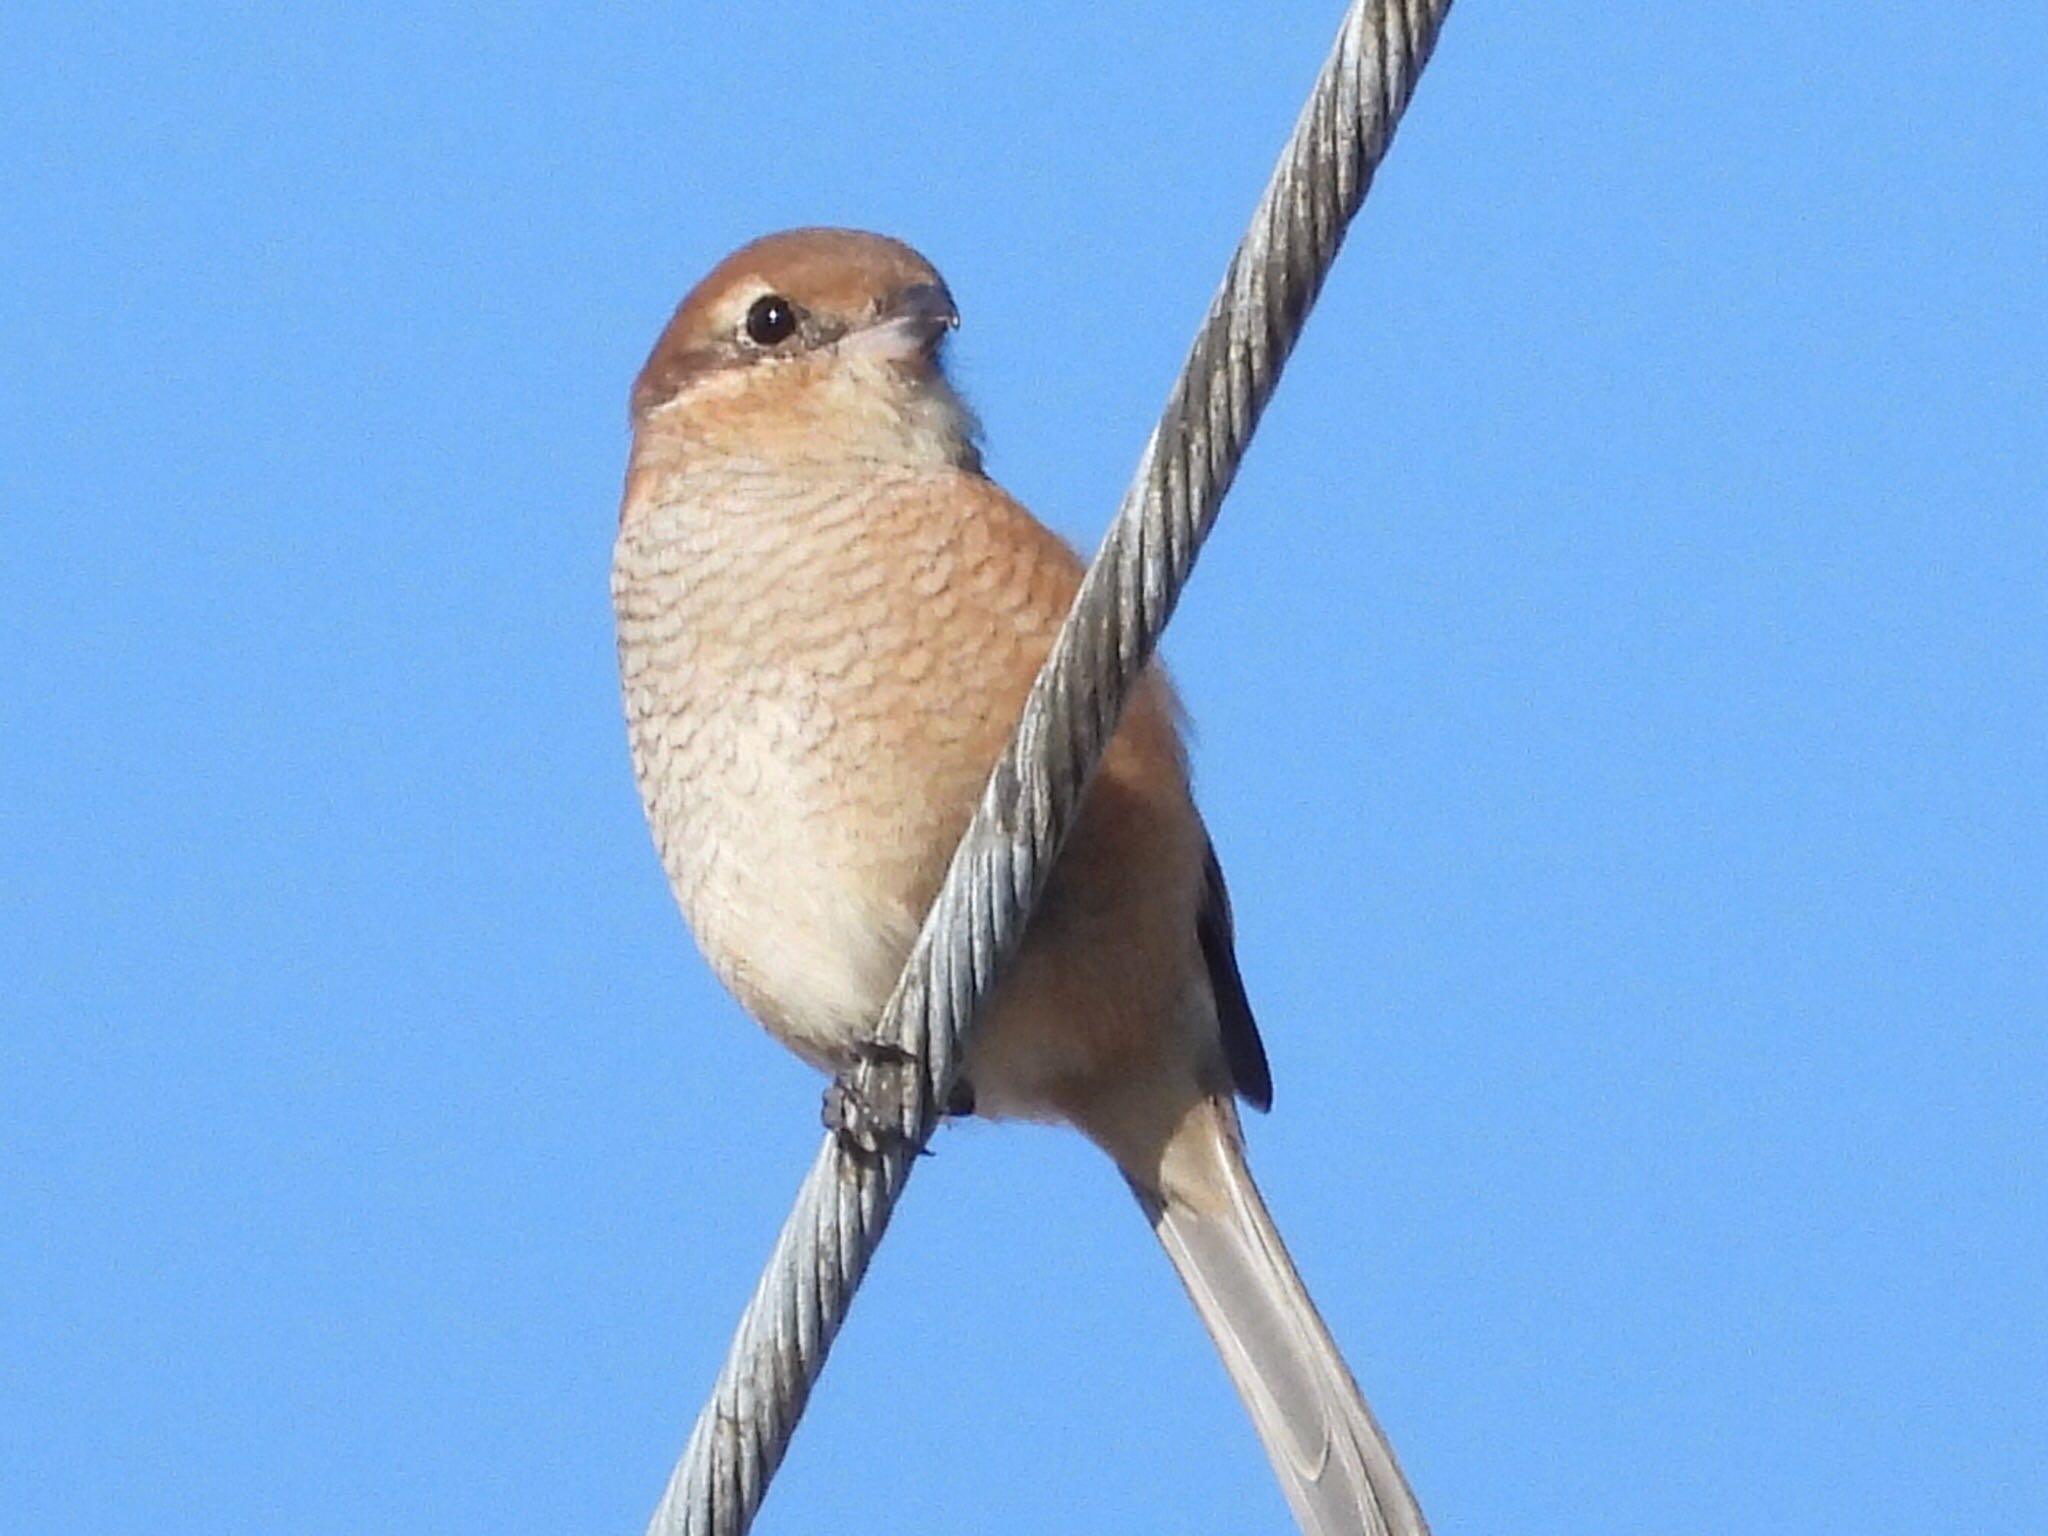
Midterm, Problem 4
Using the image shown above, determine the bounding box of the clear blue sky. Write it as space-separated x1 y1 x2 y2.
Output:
4 4 2042 1532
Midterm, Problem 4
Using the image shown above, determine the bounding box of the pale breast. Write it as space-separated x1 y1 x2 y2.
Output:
613 461 1213 1117
612 468 1035 1066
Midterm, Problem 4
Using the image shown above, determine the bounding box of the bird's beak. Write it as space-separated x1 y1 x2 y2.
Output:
842 281 960 363
884 282 960 342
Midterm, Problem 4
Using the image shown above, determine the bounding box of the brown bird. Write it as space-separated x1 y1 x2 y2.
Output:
613 227 1425 1536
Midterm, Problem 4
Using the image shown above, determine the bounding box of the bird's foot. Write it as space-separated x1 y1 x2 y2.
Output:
822 1041 974 1157
944 1075 976 1119
823 1039 922 1158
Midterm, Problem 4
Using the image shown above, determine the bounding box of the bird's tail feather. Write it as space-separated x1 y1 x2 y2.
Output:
1137 1100 1428 1536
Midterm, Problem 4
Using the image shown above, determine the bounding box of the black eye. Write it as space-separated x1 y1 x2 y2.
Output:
745 294 798 347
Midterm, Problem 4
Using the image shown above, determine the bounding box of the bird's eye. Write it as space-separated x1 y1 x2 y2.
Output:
744 294 799 347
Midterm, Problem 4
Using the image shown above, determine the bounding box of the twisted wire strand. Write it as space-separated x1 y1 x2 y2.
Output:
646 3 1454 1531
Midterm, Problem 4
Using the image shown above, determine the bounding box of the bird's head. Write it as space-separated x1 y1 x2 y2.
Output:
629 228 981 477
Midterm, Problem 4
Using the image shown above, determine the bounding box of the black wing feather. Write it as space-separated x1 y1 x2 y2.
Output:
1197 842 1272 1112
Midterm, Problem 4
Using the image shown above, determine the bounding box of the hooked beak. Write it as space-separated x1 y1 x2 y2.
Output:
842 280 960 363
884 281 960 342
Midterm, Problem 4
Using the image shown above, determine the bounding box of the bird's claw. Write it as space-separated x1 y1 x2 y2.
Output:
821 1075 905 1158
823 1039 922 1158
822 1040 973 1157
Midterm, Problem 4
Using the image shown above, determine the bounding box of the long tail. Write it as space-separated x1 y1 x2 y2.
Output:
1134 1098 1429 1536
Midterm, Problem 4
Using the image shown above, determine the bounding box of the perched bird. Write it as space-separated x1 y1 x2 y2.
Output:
613 227 1426 1536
